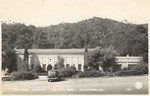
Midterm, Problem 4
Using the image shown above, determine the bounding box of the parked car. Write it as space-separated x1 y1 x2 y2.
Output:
47 70 61 82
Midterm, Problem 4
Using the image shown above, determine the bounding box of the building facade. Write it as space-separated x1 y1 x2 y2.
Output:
15 49 85 71
15 49 142 72
115 55 142 70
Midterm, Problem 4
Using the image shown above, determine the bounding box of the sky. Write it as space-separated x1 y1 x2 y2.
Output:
0 0 150 27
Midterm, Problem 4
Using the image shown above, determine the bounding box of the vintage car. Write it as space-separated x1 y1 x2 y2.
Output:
47 70 61 82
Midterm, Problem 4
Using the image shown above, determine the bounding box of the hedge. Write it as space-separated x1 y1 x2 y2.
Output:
10 71 39 81
76 70 106 78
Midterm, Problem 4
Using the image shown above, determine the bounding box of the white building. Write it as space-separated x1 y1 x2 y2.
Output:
115 55 142 69
15 49 142 72
15 49 86 71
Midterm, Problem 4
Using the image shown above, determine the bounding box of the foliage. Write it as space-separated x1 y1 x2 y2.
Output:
58 66 77 78
130 62 148 75
47 64 53 71
30 54 43 72
54 56 65 69
85 47 104 70
85 46 118 71
22 48 29 71
2 17 147 56
2 49 17 73
76 70 106 78
10 71 38 81
142 53 148 63
2 23 35 50
101 46 119 72
33 64 46 73
115 63 148 76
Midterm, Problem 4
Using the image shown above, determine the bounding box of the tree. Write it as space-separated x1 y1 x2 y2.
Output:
30 54 42 72
2 49 17 73
47 64 53 71
85 47 104 70
85 46 119 72
22 47 29 71
2 18 148 55
101 46 119 72
54 56 64 69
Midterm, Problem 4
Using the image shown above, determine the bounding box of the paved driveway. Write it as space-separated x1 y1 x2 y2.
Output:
2 75 148 94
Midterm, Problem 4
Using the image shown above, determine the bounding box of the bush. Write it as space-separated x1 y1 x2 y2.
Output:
2 50 17 73
130 63 148 75
76 71 85 78
33 64 46 73
47 64 53 71
76 70 106 78
58 66 77 78
115 63 148 76
10 71 39 81
115 70 133 76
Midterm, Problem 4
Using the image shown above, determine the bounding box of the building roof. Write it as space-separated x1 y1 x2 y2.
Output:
15 49 87 54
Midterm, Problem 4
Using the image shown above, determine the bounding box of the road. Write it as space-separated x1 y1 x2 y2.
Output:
2 75 148 94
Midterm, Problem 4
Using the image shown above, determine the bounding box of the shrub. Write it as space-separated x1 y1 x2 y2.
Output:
76 70 106 78
33 64 46 73
58 66 77 78
115 63 148 76
47 64 53 71
76 71 85 78
105 72 114 77
115 70 133 76
130 63 148 75
10 71 38 81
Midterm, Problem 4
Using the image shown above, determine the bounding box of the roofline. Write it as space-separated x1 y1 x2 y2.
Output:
15 48 87 55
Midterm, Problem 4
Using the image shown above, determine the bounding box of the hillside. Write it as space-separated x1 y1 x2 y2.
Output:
2 17 148 57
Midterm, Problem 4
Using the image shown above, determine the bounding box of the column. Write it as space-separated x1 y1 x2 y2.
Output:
72 57 73 66
28 56 31 70
81 57 84 71
48 57 49 64
77 57 79 70
127 55 129 69
42 57 43 65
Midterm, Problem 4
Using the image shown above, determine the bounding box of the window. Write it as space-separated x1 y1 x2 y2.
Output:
78 64 81 71
43 64 46 71
66 64 70 68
